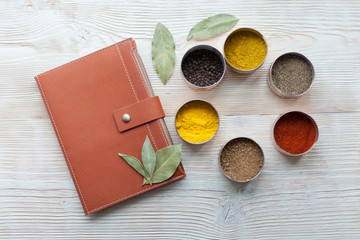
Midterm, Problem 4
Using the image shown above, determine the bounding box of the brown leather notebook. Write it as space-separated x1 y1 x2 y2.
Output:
35 38 186 215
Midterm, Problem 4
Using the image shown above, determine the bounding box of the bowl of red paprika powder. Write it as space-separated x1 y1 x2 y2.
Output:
272 111 319 156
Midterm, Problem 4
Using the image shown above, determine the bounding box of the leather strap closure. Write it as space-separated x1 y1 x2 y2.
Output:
113 96 165 133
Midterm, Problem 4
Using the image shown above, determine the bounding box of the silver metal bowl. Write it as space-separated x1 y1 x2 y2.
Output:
175 99 220 144
181 45 226 90
219 137 265 183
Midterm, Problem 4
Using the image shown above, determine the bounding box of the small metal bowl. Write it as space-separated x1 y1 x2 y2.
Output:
181 45 226 90
272 111 319 156
175 99 219 144
219 137 264 183
268 52 315 98
223 28 268 73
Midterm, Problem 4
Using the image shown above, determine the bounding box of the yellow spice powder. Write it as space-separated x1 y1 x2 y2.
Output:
224 30 267 70
176 101 219 143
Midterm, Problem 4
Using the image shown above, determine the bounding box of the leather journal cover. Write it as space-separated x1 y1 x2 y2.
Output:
35 38 186 215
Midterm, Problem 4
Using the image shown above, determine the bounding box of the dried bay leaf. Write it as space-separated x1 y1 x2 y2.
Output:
119 137 182 186
118 154 150 181
151 23 176 85
187 14 238 40
141 136 156 178
151 144 182 184
143 177 150 186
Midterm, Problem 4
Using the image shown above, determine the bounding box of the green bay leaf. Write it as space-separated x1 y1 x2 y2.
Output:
151 23 176 85
187 14 238 40
143 177 152 186
141 136 156 177
151 144 182 184
119 154 150 181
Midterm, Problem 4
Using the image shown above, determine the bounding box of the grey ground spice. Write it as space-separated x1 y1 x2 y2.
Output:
220 138 264 181
271 54 313 96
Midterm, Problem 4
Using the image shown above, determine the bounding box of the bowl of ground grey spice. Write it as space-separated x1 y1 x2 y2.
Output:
268 52 315 98
219 137 264 183
181 45 226 90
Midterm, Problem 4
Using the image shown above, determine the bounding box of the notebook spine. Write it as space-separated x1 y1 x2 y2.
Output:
132 49 173 146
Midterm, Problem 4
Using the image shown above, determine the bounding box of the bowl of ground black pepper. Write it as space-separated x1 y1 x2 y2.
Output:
272 111 319 156
181 45 226 90
268 52 315 98
219 137 264 183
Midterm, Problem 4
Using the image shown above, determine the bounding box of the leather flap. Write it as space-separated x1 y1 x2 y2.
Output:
113 96 165 132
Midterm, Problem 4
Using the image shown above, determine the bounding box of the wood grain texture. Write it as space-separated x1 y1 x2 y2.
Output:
1 0 359 239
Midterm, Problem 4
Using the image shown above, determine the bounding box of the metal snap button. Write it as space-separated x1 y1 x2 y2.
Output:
122 114 131 123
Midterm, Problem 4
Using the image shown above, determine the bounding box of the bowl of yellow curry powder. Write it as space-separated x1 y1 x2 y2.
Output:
224 28 268 73
175 99 219 144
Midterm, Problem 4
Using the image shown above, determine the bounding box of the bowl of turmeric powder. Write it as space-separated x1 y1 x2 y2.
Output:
175 99 219 144
224 28 268 73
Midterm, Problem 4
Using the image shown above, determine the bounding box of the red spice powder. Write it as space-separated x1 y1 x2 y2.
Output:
274 112 318 154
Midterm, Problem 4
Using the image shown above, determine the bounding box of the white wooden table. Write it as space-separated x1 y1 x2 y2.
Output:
1 1 359 239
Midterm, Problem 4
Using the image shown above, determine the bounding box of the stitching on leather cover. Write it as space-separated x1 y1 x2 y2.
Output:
116 42 158 152
128 42 169 146
146 124 158 150
121 42 158 150
116 43 139 101
35 76 89 213
128 41 149 99
86 174 184 214
157 120 169 145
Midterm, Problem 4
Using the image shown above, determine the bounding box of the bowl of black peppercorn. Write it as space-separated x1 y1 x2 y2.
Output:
181 45 226 90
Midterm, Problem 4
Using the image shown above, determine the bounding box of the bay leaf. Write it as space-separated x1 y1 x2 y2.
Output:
151 23 176 85
118 154 150 181
151 144 182 184
141 136 156 177
187 14 238 40
143 177 151 186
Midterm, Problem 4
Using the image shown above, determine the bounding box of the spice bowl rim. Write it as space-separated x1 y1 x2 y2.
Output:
268 52 315 98
223 27 268 73
272 111 319 156
180 45 226 90
175 99 220 145
218 137 265 183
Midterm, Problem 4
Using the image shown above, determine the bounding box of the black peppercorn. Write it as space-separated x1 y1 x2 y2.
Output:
182 49 224 87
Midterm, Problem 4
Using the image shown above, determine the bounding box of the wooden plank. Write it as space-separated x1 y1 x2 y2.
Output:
1 113 359 239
